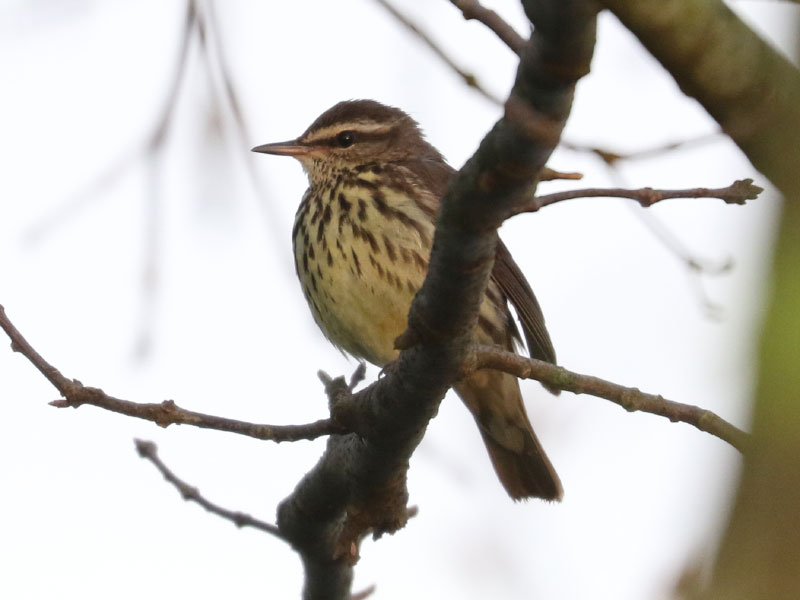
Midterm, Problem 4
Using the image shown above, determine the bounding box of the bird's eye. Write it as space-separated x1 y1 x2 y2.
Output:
336 131 355 148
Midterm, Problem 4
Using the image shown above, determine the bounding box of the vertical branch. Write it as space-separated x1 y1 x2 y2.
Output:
274 2 598 598
694 14 800 600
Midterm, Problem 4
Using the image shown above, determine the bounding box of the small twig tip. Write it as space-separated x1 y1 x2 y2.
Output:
135 439 157 458
349 362 367 391
350 584 377 600
317 370 333 386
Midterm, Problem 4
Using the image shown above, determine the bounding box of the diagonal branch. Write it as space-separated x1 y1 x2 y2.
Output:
373 0 504 104
0 304 344 442
450 0 527 55
0 302 746 452
470 346 750 453
135 439 285 538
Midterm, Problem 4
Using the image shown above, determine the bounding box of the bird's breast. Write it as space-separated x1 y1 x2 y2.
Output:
292 171 436 366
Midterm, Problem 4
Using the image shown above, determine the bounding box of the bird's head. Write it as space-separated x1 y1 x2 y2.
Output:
252 100 443 181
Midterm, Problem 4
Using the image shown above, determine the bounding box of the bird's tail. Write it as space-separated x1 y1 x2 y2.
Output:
455 369 562 501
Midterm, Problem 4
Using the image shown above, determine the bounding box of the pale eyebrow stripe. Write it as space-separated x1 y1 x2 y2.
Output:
303 122 395 144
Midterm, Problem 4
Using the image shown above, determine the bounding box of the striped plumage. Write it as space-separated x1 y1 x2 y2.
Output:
253 100 562 501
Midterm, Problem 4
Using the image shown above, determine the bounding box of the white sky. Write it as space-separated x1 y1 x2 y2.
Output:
0 1 796 599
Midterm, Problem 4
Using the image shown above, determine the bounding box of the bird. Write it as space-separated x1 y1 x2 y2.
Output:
252 100 562 501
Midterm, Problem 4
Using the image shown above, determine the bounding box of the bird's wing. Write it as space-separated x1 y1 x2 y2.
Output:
401 158 556 364
491 240 557 364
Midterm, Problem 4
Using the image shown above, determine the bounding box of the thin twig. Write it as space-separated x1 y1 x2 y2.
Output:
23 0 200 360
198 0 290 266
373 0 503 105
0 305 73 393
24 0 198 244
596 156 734 317
539 166 584 182
523 170 751 320
0 304 345 442
631 204 732 320
470 345 751 453
514 178 763 215
348 362 367 391
436 1 726 179
455 0 728 178
446 2 733 185
349 585 377 600
600 0 800 198
561 131 724 165
450 0 527 55
1 280 750 456
135 439 285 538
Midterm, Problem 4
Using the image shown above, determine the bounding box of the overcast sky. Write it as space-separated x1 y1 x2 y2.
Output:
0 2 797 599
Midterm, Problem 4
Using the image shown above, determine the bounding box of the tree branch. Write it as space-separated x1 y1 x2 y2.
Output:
1 299 746 453
597 0 800 198
0 304 344 442
470 346 751 453
23 0 198 246
514 178 763 215
450 0 528 55
561 131 724 165
373 0 503 104
135 439 285 538
274 2 599 598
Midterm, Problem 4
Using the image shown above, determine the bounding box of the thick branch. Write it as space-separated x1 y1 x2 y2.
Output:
471 346 750 453
135 439 284 538
598 0 800 198
275 3 598 599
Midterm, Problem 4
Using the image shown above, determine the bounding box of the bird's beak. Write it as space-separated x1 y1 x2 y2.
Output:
251 139 309 157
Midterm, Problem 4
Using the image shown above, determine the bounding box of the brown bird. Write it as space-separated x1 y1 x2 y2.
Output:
253 100 562 501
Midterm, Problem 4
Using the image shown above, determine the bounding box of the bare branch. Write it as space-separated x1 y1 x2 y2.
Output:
0 304 73 394
469 345 751 453
561 131 723 166
632 205 733 320
515 177 760 320
445 2 736 191
0 304 344 442
372 0 503 104
514 178 763 215
197 1 289 257
135 439 285 538
598 0 800 198
450 0 527 55
586 155 738 317
24 0 198 244
446 0 731 179
275 4 599 598
51 390 342 442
